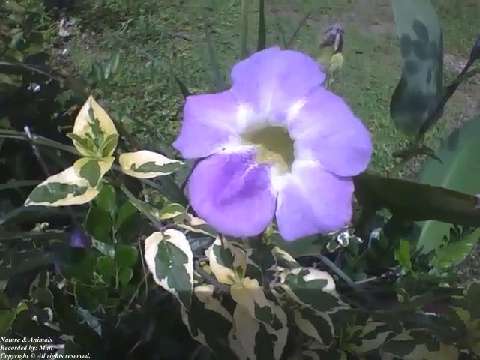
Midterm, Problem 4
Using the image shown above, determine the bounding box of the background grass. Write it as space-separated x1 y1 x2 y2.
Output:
67 0 480 175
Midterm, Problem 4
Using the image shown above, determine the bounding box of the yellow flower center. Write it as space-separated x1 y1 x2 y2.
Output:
242 125 295 173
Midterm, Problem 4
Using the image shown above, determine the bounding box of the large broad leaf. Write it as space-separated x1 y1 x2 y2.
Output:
431 229 480 269
118 150 182 179
416 118 480 253
354 174 480 229
144 230 194 307
390 0 443 135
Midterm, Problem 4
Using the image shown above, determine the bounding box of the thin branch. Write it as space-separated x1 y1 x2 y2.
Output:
0 180 41 191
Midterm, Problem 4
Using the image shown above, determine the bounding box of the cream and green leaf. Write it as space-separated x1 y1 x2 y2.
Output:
70 96 118 157
25 96 179 207
25 166 100 206
144 229 194 307
206 237 247 285
118 150 182 178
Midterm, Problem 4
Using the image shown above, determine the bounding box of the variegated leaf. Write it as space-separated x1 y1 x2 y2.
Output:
230 277 288 360
233 306 258 360
145 229 193 307
119 150 182 178
25 166 99 207
294 306 334 346
194 284 232 322
70 96 118 157
271 246 299 269
280 268 343 313
181 286 237 358
349 320 393 354
206 237 247 285
73 157 114 187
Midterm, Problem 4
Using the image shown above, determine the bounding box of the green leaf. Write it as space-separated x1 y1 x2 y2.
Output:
395 239 412 271
85 205 112 244
432 229 480 269
145 230 193 307
390 0 443 135
116 245 138 269
97 256 115 282
417 117 480 252
0 310 16 336
95 183 116 218
119 267 133 287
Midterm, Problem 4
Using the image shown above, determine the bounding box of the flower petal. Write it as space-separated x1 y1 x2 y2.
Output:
187 151 276 237
231 47 326 121
275 161 354 241
173 91 241 159
290 88 372 177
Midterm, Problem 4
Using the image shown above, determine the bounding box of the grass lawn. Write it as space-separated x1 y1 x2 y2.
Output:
68 0 480 175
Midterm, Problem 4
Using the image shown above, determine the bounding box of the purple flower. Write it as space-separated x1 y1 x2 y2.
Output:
174 47 372 241
69 228 91 248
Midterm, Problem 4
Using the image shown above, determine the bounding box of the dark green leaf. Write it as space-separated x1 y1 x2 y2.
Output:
354 173 480 229
116 245 138 269
96 256 115 282
118 267 133 287
95 183 116 218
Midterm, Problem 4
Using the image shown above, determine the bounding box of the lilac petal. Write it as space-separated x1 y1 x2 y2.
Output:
173 91 240 159
231 48 326 122
275 161 354 241
290 88 372 177
69 228 91 248
188 151 276 237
